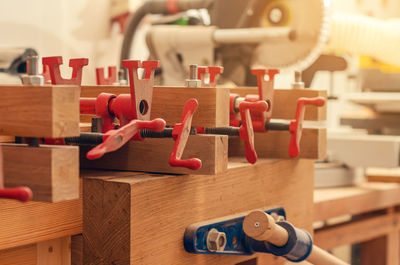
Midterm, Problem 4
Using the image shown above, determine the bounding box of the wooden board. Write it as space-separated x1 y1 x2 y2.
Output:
346 92 400 113
0 85 80 138
82 159 314 265
0 237 73 265
81 86 230 127
230 88 327 121
367 168 400 183
314 182 400 222
0 186 81 250
340 109 400 131
80 135 228 175
2 144 79 202
229 128 326 160
328 132 400 168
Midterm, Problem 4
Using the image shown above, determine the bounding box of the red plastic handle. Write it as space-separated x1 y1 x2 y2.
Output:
42 56 88 85
239 101 269 164
289 97 326 158
169 99 202 170
87 118 166 160
96 66 117 85
0 187 32 202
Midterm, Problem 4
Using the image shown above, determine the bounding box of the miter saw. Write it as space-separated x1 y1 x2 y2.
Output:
121 0 400 86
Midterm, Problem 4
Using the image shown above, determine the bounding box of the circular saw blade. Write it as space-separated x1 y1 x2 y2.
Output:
251 0 331 72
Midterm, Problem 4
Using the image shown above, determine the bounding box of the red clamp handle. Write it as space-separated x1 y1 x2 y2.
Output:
169 99 202 170
0 187 32 202
121 60 160 121
198 66 224 87
42 56 89 85
86 118 166 160
96 66 117 85
239 101 269 164
289 97 326 158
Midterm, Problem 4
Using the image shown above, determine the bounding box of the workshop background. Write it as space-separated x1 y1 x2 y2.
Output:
1 0 400 264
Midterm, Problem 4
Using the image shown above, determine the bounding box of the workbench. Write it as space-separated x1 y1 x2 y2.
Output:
314 182 400 265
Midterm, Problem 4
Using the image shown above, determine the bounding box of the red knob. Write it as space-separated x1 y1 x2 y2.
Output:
289 97 325 157
238 101 269 164
0 187 32 202
169 99 202 170
86 118 166 160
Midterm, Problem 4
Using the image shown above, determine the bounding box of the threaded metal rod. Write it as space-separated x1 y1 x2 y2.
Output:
265 122 290 131
140 128 174 138
204 127 240 136
65 133 104 146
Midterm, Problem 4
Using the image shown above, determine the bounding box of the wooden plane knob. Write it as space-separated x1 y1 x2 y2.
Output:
243 210 288 247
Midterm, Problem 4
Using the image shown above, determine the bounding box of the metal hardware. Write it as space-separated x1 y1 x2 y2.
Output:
186 64 202 87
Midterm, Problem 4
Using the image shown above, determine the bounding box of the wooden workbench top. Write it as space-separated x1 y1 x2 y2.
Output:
314 182 400 222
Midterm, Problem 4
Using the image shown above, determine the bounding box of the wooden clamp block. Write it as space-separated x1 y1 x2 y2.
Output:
81 86 230 127
80 135 228 175
230 88 327 160
2 144 79 202
0 85 80 138
83 159 314 265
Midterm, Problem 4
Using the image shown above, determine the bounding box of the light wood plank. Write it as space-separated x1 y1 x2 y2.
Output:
0 244 36 265
315 213 400 250
2 144 79 202
80 135 228 175
230 88 327 121
0 181 82 250
0 85 80 138
83 159 314 265
81 86 230 127
314 183 400 222
37 237 71 265
229 128 326 160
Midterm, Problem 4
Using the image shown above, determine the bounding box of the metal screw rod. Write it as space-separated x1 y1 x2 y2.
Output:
265 122 290 131
65 133 104 146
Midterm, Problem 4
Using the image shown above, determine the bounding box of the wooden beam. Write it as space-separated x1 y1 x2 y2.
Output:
230 88 327 121
229 128 326 160
314 183 400 222
81 86 230 127
0 244 36 265
315 213 400 250
2 144 79 202
80 135 228 175
37 236 71 265
83 159 314 265
0 183 81 251
0 85 80 138
71 235 83 265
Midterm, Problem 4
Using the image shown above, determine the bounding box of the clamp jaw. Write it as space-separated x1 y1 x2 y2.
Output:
42 56 89 85
197 66 224 88
96 66 117 85
230 68 279 132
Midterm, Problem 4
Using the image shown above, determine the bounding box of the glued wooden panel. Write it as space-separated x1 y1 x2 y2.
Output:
80 135 228 175
229 128 326 160
230 88 327 121
0 184 81 251
37 237 71 265
2 144 79 202
0 85 80 138
0 244 36 265
81 86 230 127
83 159 314 265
